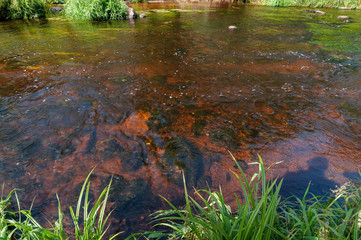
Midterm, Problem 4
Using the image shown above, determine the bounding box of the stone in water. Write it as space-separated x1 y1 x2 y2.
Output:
315 10 326 15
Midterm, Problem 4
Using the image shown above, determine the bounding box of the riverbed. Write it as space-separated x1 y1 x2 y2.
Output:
0 2 360 236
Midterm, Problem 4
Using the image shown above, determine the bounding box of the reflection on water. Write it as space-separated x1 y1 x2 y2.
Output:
0 3 360 236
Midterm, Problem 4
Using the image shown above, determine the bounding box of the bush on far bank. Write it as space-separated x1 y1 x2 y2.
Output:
0 0 45 20
65 0 128 20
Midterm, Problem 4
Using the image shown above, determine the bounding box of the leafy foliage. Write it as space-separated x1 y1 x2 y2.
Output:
0 0 11 20
0 0 45 20
65 0 128 21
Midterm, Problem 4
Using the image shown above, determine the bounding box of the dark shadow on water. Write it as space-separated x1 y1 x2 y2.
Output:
343 171 361 184
279 157 338 200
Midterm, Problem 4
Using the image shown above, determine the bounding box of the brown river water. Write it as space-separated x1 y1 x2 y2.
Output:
0 2 360 236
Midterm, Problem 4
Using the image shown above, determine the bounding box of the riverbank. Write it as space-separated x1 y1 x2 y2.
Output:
145 0 360 9
251 0 360 9
1 0 360 22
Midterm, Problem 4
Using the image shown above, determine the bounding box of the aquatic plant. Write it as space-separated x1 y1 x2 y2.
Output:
144 154 361 239
0 0 45 20
65 0 128 20
0 171 121 239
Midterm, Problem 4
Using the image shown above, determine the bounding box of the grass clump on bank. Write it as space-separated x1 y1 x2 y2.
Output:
0 156 360 239
0 170 121 239
65 0 128 20
254 0 361 9
144 154 361 240
145 156 283 240
0 0 45 21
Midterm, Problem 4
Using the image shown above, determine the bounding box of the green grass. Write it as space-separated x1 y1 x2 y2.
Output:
0 0 45 20
143 154 361 239
65 0 128 21
0 170 121 239
253 0 361 8
0 156 360 239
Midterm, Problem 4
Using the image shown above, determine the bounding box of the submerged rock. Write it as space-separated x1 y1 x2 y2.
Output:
18 138 42 158
105 175 161 220
161 137 204 187
211 127 242 149
305 9 326 14
191 119 207 136
315 10 326 15
150 75 168 85
228 25 237 29
146 110 170 131
339 7 352 10
337 15 350 19
111 75 133 85
139 13 147 18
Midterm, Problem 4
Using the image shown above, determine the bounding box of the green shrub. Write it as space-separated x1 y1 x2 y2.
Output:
10 0 45 19
0 0 45 20
65 0 128 21
0 0 11 20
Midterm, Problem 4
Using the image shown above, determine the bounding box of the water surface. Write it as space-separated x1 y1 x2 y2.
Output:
0 3 360 235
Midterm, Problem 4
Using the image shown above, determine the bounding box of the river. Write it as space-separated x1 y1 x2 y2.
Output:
0 2 360 236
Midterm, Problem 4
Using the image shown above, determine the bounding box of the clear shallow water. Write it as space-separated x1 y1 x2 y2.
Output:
0 3 360 235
